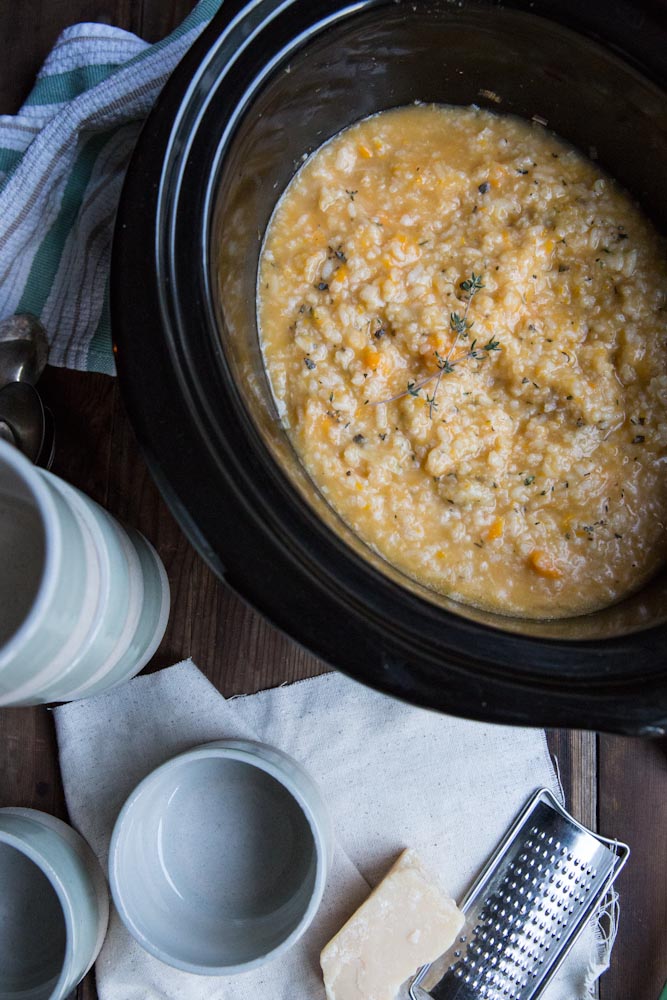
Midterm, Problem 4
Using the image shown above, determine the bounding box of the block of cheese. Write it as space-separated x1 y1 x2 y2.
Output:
320 848 464 1000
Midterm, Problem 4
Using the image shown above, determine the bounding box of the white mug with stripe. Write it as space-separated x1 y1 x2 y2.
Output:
0 438 169 705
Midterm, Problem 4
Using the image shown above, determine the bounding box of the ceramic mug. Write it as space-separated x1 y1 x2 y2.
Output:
0 807 109 1000
0 438 170 705
109 739 333 974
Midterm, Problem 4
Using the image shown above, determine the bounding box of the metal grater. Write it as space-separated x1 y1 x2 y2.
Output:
409 787 629 1000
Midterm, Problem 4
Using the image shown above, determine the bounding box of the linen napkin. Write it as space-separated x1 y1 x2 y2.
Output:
0 1 220 374
53 660 614 1000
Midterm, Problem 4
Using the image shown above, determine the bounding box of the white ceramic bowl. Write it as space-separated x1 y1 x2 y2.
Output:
0 808 109 1000
108 739 333 974
33 474 170 703
0 439 170 706
0 440 95 700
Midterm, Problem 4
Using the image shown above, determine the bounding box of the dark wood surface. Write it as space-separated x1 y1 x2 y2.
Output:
0 4 666 999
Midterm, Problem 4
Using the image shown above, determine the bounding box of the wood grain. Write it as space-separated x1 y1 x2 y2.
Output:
134 0 197 40
546 729 597 829
0 706 66 816
598 734 667 1000
0 1 133 113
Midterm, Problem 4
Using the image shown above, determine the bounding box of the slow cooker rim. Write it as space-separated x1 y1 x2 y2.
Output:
177 0 667 660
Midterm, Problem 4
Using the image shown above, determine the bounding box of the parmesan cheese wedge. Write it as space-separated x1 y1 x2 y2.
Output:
320 848 464 1000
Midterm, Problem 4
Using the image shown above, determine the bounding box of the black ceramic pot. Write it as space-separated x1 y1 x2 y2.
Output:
112 0 667 734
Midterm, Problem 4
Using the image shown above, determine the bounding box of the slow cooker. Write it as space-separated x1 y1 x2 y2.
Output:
111 0 667 734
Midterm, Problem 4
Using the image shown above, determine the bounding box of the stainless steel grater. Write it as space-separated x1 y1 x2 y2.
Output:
410 787 629 1000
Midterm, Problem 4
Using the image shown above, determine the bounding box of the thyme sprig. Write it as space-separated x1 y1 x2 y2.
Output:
447 272 484 355
378 340 499 417
373 273 499 417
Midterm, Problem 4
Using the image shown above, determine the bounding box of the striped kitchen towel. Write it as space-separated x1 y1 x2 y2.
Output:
0 0 221 375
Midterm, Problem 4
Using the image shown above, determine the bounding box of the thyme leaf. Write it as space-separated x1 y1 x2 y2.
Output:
372 273 500 415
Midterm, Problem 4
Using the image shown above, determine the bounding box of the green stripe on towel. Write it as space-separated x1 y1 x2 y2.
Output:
87 275 115 375
25 64 122 106
0 148 24 173
17 130 114 317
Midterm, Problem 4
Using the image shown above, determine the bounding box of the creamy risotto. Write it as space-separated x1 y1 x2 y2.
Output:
257 105 667 618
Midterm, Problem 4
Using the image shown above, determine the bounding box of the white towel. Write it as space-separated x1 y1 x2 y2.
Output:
53 660 614 1000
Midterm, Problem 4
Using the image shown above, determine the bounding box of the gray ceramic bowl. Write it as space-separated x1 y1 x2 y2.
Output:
108 739 333 974
0 807 109 1000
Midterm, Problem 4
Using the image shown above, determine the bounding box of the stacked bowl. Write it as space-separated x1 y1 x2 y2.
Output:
0 807 109 1000
0 439 170 706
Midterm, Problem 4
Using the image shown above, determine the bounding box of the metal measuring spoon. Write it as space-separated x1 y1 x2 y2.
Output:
0 382 46 463
0 314 49 389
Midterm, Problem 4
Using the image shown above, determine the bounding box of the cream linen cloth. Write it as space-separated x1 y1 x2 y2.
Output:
53 660 613 1000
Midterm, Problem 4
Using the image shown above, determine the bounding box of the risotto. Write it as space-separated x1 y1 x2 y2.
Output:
257 105 667 618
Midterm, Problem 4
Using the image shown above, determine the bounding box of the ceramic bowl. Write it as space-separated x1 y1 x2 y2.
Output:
0 438 170 706
108 739 333 974
0 807 109 1000
0 438 94 698
33 473 170 704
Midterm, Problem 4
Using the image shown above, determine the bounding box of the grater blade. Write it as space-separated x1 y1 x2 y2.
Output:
410 787 629 1000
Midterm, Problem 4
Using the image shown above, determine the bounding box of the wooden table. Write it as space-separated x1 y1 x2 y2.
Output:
1 4 666 999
